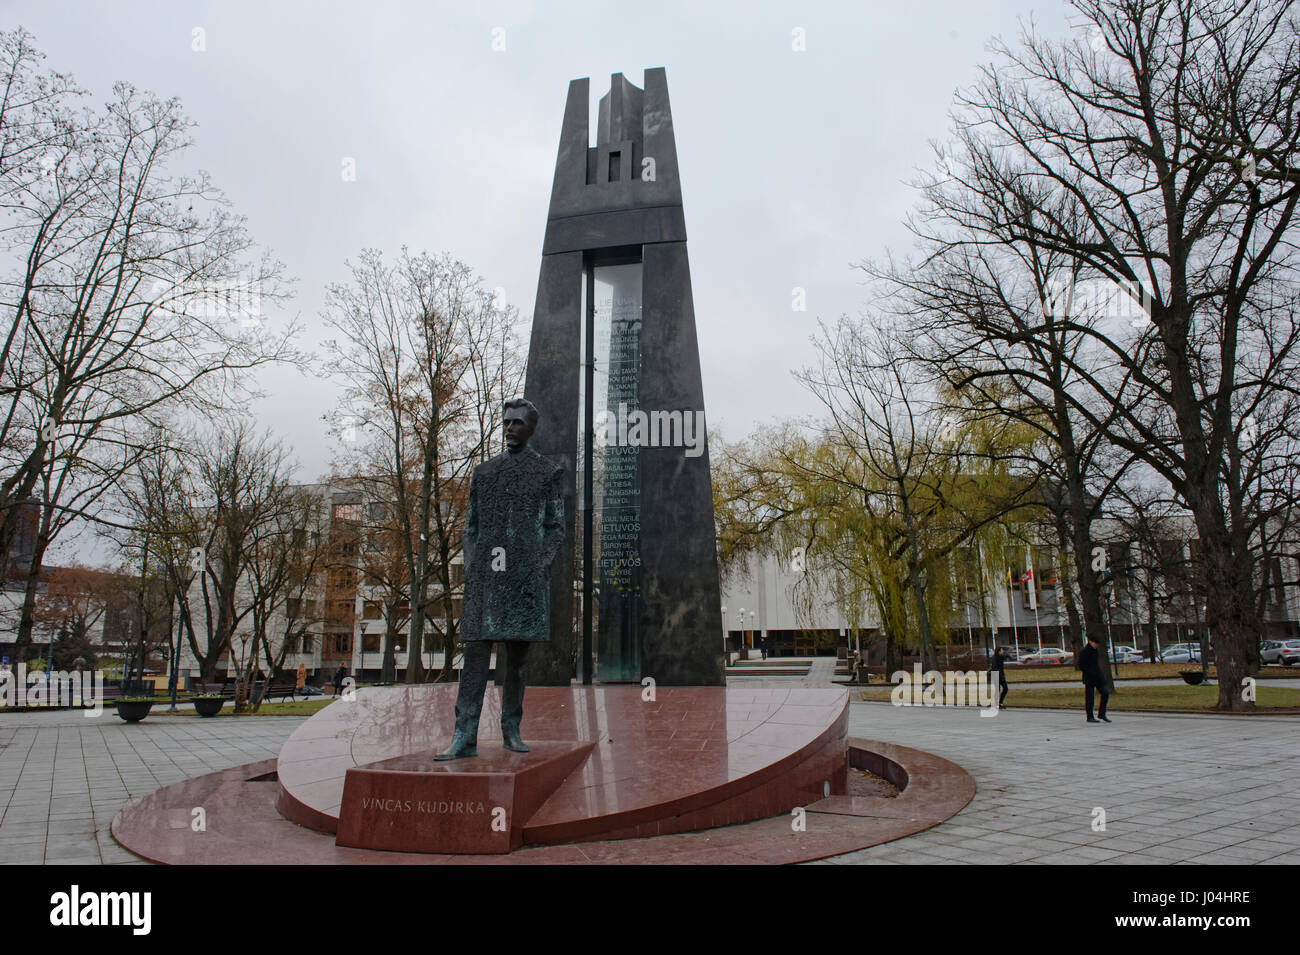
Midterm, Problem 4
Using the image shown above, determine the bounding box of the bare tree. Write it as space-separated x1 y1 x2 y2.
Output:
144 421 302 695
0 31 297 664
323 248 522 683
903 0 1300 708
872 193 1138 682
241 484 329 709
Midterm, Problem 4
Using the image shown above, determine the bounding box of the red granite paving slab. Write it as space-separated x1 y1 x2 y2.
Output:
113 734 975 864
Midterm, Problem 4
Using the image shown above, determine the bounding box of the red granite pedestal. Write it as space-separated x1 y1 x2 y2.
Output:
335 741 597 854
108 684 979 864
278 685 849 850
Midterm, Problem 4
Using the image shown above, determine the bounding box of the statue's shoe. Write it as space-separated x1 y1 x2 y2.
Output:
502 724 530 753
434 730 478 760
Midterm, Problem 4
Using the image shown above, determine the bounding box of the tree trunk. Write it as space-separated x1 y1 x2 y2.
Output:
1053 514 1083 657
1067 493 1111 691
404 440 436 684
907 555 937 672
1190 514 1257 711
12 504 53 664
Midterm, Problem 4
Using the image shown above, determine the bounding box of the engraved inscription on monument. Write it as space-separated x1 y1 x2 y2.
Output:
356 797 488 815
587 263 643 682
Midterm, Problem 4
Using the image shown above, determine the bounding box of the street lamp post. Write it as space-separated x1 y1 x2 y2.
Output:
168 606 181 711
122 617 134 693
1201 603 1210 679
965 590 974 657
358 622 367 683
737 607 746 661
721 605 728 665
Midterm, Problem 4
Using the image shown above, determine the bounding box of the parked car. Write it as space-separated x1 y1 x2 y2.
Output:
1019 647 1071 664
1111 645 1148 663
1260 639 1300 665
1159 643 1204 664
299 684 324 696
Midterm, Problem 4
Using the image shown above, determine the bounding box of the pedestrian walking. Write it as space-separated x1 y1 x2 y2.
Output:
332 664 348 697
1079 636 1111 722
989 645 1009 706
295 661 307 693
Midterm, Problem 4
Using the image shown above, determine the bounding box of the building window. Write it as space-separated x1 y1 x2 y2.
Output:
326 600 354 625
332 502 362 522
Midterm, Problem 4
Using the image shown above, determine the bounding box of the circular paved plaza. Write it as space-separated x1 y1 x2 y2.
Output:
2 695 1296 865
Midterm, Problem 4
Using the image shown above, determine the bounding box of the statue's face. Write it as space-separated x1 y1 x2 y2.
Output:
504 407 534 450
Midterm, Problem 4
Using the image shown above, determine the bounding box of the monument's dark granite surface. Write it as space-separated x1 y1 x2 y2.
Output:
524 68 724 686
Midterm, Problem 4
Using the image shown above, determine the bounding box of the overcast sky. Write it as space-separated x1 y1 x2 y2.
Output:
7 0 1081 561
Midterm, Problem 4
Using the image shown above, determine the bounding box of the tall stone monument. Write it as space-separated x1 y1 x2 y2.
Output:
524 68 724 686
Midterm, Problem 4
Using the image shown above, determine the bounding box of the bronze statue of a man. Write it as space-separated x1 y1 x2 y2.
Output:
436 398 564 760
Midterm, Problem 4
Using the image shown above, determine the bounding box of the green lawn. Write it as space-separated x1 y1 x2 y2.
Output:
1002 663 1198 683
856 663 1300 685
859 683 1300 712
150 697 340 717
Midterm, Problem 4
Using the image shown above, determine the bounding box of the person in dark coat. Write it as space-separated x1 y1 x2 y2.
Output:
988 646 1009 705
332 664 347 697
1079 636 1111 722
437 398 564 760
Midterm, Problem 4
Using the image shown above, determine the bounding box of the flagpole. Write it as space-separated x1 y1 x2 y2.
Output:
965 579 974 657
1006 567 1020 659
1029 546 1043 650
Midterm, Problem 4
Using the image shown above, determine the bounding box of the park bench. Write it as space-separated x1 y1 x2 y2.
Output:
192 682 298 703
195 684 238 700
260 682 299 703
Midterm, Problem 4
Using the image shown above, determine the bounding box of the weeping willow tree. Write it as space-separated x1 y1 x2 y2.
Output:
714 318 1037 670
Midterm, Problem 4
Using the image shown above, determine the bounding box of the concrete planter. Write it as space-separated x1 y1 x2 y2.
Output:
115 700 154 722
193 697 226 718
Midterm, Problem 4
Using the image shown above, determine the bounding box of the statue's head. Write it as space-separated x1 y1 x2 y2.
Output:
504 398 539 451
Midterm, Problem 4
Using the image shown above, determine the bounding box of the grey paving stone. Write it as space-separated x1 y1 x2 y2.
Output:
4 693 1298 866
833 702 1298 865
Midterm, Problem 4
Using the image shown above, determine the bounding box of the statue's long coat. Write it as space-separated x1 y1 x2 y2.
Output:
459 446 565 642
